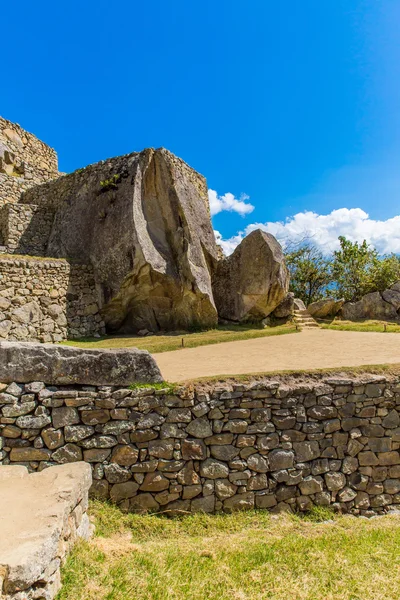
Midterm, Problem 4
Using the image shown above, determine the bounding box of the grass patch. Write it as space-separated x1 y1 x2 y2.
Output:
188 362 400 384
320 319 400 333
57 501 400 600
129 381 178 393
62 323 297 354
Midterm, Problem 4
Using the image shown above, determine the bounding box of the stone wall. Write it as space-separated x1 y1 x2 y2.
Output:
0 116 59 206
0 463 92 600
2 373 400 516
0 257 105 341
0 203 54 255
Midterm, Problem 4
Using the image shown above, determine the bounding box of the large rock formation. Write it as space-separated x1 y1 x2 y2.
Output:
212 230 289 322
23 149 219 333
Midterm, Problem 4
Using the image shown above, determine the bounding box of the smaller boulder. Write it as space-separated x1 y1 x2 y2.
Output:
272 292 294 318
212 229 289 323
308 298 344 319
382 289 400 311
293 298 306 310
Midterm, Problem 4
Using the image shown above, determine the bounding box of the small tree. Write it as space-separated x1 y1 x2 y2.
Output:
331 237 374 302
286 244 332 306
332 236 400 302
369 254 400 292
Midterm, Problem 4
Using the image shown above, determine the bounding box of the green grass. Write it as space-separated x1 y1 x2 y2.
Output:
320 318 400 333
62 323 297 354
57 501 400 600
128 381 178 393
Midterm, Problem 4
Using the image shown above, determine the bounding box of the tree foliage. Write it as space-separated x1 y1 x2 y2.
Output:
286 244 332 305
285 236 400 305
332 236 400 302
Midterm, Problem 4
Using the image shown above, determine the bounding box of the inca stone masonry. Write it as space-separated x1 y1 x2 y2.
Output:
2 354 400 517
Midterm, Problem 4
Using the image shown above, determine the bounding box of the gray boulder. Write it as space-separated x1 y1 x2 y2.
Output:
294 298 306 310
212 229 289 322
272 292 295 318
0 341 163 385
382 289 400 311
341 292 398 321
308 297 344 319
23 148 219 333
391 282 400 292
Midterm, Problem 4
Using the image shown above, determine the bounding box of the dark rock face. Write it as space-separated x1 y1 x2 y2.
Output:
23 148 219 333
0 341 163 385
212 230 289 322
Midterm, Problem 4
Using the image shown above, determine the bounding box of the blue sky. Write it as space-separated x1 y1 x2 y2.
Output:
2 0 400 254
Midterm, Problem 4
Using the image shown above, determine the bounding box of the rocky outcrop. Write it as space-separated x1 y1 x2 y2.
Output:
212 230 289 322
341 291 399 321
0 463 92 599
0 341 163 385
23 148 219 333
308 297 344 319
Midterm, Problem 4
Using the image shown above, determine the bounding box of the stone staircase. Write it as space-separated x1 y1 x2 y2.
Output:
293 308 320 329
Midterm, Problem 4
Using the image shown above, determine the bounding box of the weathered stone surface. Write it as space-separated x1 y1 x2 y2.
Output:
0 341 163 385
308 298 344 319
0 463 92 598
185 417 213 438
271 292 295 318
200 458 229 479
24 148 220 333
110 481 139 503
382 288 400 311
10 447 51 462
181 438 207 460
269 449 294 471
52 443 83 463
213 229 289 322
140 472 169 492
341 292 398 321
104 463 131 483
52 406 79 429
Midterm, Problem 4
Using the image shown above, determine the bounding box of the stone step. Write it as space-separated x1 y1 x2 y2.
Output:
293 307 319 329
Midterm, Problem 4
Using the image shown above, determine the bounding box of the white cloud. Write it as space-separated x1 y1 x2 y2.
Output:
215 208 400 256
208 189 254 217
214 229 245 256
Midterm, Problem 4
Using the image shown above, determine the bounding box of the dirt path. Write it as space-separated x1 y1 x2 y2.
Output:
153 329 400 381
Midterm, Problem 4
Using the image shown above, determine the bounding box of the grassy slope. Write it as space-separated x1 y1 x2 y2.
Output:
57 501 400 600
320 319 400 333
62 323 297 354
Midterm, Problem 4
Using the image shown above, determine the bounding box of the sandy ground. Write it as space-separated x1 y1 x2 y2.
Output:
153 329 400 382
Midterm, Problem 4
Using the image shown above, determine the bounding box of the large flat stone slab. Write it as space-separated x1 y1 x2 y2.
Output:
0 341 163 385
0 463 92 599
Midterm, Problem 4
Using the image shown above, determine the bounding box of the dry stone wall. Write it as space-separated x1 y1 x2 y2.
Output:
2 373 400 516
0 117 59 206
0 203 54 255
0 257 105 341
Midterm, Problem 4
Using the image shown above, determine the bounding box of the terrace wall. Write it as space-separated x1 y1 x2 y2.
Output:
2 373 400 516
